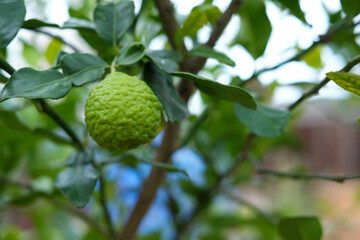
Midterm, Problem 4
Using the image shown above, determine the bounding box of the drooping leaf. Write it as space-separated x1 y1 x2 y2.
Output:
340 0 360 17
171 72 257 109
232 0 271 59
62 18 95 31
0 68 70 102
186 45 235 66
143 62 189 123
45 39 63 64
0 0 26 49
55 165 99 208
234 103 289 138
146 50 181 72
272 0 306 23
278 216 322 240
93 1 135 46
22 19 60 29
60 53 108 86
116 42 146 66
326 72 360 96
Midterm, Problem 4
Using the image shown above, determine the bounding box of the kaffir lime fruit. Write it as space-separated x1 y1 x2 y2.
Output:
85 72 162 151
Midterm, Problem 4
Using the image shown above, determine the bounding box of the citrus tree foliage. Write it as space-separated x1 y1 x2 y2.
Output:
0 0 360 239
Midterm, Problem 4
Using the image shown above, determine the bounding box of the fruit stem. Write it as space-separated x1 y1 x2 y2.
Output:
111 57 117 73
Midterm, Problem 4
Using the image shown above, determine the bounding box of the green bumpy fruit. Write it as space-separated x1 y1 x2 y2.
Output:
85 72 162 151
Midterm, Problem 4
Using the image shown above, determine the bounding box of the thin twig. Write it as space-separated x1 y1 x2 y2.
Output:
288 54 360 111
255 167 360 183
98 172 116 237
30 29 80 52
221 187 278 225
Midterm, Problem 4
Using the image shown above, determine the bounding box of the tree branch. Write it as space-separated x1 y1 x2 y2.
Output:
153 0 180 50
30 29 80 52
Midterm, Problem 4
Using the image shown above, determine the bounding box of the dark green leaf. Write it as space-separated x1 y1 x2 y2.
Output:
9 193 43 206
232 0 271 59
22 19 60 29
93 1 135 46
171 72 257 109
146 50 180 72
278 216 322 240
186 45 235 66
340 0 360 17
143 62 188 123
62 18 95 31
272 0 306 23
0 68 70 102
116 42 146 66
326 72 360 96
0 110 29 131
0 0 26 49
234 103 289 138
66 150 93 166
60 53 107 86
55 165 99 208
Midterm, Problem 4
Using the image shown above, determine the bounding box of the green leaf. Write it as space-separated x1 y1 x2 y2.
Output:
143 62 189 123
55 165 99 208
66 150 93 166
22 19 60 29
234 103 289 138
146 50 181 72
179 9 207 38
186 45 235 67
0 0 26 49
93 1 135 46
278 216 322 240
62 18 95 31
272 0 306 23
301 45 322 69
116 42 146 66
171 72 257 109
60 53 107 86
194 4 222 25
141 159 190 179
0 109 29 131
0 68 70 102
45 39 63 64
326 72 360 96
232 0 271 59
340 0 360 17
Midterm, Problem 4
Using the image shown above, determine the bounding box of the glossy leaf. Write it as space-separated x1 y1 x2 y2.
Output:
93 1 135 46
186 45 235 66
60 53 107 86
278 216 322 240
0 68 70 102
172 72 257 109
116 42 146 66
234 103 289 138
0 0 26 49
232 0 271 59
146 50 181 72
143 62 189 123
55 165 99 208
273 0 306 23
326 72 360 96
22 19 60 29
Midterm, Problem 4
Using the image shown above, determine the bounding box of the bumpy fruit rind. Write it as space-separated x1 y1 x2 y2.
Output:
85 72 162 151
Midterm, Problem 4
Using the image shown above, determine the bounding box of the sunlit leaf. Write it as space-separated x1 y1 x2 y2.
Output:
45 39 63 64
234 103 289 138
326 71 360 96
172 72 257 109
